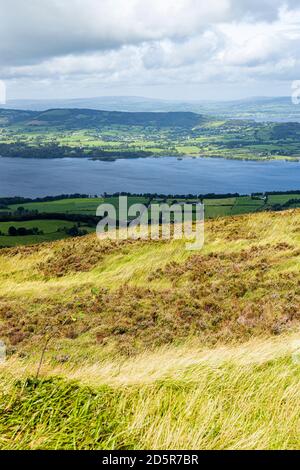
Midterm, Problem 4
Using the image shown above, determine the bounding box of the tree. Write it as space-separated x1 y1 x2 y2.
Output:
16 206 26 215
8 226 17 236
16 227 27 236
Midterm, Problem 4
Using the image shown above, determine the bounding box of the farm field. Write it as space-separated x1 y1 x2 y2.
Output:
1 192 300 247
7 196 149 215
0 219 93 247
2 108 300 161
0 196 150 247
8 198 105 215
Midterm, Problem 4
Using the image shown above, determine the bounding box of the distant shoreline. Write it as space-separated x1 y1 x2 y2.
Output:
0 154 300 163
2 189 300 202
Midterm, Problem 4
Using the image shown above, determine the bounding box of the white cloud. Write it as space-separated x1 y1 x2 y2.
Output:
0 0 230 65
1 0 300 99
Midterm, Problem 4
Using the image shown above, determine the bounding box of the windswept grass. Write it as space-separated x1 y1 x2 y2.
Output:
1 209 300 449
1 333 300 450
0 209 300 357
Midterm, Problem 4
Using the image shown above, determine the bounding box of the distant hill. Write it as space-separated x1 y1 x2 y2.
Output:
0 107 205 129
2 95 300 122
2 96 175 112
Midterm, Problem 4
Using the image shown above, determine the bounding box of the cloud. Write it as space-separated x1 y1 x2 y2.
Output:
0 0 230 66
1 0 300 99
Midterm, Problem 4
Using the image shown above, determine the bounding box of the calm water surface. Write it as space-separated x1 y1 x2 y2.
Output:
1 156 300 197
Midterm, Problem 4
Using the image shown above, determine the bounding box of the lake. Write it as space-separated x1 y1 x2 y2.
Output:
1 156 300 198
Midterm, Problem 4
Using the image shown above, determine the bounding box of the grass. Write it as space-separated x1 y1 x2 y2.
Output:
0 232 69 247
1 208 300 449
0 196 150 247
7 196 149 215
268 194 300 204
0 219 91 247
0 219 75 234
2 193 300 248
1 209 300 354
1 333 300 449
8 198 104 215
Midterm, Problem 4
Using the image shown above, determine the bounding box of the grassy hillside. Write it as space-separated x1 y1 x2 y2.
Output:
1 209 300 449
0 108 204 129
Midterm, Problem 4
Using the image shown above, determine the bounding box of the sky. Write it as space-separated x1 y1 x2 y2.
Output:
1 0 300 101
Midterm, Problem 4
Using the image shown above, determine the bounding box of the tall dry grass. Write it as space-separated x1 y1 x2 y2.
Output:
1 209 300 449
1 332 300 449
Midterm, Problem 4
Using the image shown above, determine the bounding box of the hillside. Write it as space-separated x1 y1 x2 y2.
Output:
1 209 300 449
2 107 300 161
0 108 204 129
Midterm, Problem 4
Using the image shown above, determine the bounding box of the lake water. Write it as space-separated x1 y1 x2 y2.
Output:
1 156 300 198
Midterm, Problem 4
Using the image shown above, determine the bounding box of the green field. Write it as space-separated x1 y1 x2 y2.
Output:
8 198 104 214
0 232 70 247
2 108 300 161
1 193 300 247
267 194 300 204
0 219 75 234
0 196 151 247
0 219 93 247
7 196 149 215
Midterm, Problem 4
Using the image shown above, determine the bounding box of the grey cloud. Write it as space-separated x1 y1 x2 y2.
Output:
1 0 300 99
0 0 297 67
230 0 300 21
0 0 229 66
